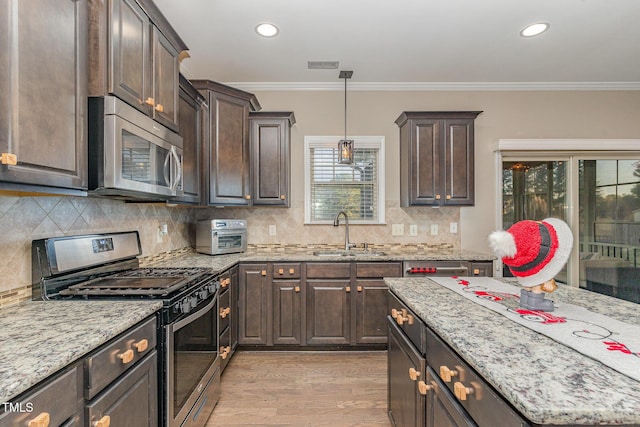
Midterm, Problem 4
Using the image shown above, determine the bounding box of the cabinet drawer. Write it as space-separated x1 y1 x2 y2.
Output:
356 262 402 278
85 316 157 399
273 263 301 279
388 291 426 355
306 262 351 279
219 288 231 333
0 365 81 427
219 271 232 290
426 328 526 426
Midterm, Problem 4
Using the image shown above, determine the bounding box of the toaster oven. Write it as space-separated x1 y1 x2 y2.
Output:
196 219 247 255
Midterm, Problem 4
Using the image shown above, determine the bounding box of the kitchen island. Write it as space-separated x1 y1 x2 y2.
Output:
386 277 640 426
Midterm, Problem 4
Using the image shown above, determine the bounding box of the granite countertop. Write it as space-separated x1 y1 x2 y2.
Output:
0 300 162 403
386 277 640 425
146 248 495 273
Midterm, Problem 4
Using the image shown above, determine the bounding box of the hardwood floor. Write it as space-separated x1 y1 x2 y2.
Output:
206 351 391 426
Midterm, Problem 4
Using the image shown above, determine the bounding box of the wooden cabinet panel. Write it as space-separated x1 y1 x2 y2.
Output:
306 280 351 345
355 280 388 344
388 318 425 427
174 74 204 204
238 264 269 345
306 263 351 279
152 26 179 130
426 367 477 427
249 112 295 206
0 0 87 194
273 279 303 345
396 112 481 207
356 262 403 278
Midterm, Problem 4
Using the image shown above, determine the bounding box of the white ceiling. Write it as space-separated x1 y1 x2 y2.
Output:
153 0 640 90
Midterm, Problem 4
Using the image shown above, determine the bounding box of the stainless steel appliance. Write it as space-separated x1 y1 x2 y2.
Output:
403 260 470 277
88 96 183 199
196 219 247 255
32 231 220 427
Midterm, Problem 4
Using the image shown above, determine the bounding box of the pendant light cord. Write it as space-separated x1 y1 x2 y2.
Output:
343 76 347 140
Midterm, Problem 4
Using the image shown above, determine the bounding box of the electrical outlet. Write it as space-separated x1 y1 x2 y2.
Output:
269 225 277 236
409 224 418 236
430 224 438 236
450 222 458 234
392 224 404 236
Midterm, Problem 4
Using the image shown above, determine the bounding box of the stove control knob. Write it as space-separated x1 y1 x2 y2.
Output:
180 298 191 313
190 296 198 307
199 289 209 300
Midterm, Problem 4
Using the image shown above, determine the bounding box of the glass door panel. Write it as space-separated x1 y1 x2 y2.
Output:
578 159 640 303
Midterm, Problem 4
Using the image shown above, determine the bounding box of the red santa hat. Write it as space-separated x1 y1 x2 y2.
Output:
488 218 573 287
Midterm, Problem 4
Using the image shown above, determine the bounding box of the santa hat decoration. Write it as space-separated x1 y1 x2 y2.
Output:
488 218 573 287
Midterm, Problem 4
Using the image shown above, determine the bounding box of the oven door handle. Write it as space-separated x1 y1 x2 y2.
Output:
173 293 218 331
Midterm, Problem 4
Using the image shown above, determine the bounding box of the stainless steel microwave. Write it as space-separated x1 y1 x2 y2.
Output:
88 96 183 199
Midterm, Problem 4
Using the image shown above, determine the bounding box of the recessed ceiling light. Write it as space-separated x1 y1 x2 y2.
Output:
520 22 550 37
255 22 279 37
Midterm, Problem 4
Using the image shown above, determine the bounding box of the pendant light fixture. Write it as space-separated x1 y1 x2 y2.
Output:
338 70 354 164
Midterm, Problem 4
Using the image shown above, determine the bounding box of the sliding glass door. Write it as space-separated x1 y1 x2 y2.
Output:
500 152 640 304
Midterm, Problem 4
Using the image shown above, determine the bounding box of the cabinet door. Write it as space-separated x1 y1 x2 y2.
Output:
426 367 477 427
0 0 87 193
407 119 442 206
175 78 203 204
273 280 303 345
388 318 425 427
470 262 493 277
250 116 291 206
306 280 351 345
207 91 251 205
152 26 179 131
238 264 269 345
109 0 151 115
355 279 389 344
87 351 158 427
443 119 474 205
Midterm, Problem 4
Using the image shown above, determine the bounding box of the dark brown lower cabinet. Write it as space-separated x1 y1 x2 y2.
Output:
273 279 303 345
356 262 402 344
388 317 425 427
427 367 477 427
306 280 351 345
238 264 269 345
86 351 158 427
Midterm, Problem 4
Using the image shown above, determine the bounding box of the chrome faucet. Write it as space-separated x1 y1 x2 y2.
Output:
333 211 355 251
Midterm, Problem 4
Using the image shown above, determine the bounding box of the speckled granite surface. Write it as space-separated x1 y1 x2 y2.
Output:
386 277 640 425
0 300 162 403
144 247 495 272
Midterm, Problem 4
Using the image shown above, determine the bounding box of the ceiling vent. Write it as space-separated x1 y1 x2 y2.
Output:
307 61 339 69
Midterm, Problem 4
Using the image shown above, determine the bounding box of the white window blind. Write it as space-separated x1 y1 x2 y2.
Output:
305 136 385 224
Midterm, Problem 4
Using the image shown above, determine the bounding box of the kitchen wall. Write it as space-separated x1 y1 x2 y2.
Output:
230 88 640 254
0 195 192 307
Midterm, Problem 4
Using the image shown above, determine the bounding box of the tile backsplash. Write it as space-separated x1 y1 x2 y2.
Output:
1 196 460 307
0 195 193 307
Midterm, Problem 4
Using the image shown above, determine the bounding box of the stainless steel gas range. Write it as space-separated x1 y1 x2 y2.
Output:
32 231 220 427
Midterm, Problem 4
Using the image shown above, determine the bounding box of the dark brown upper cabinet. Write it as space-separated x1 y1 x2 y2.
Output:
249 112 296 207
0 0 88 195
88 0 187 132
191 80 261 206
173 74 206 205
396 112 482 207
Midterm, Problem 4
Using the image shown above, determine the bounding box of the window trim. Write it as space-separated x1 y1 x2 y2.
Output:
304 135 385 225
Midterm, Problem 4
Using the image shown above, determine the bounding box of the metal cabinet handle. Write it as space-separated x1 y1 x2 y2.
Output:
220 307 231 318
454 381 475 401
418 381 432 395
280 195 286 200
446 194 452 200
133 339 148 353
28 412 50 427
220 346 231 359
94 415 111 427
289 268 295 274
245 194 252 200
294 286 300 292
145 97 154 106
278 268 284 275
155 103 164 113
345 286 351 293
117 349 134 364
261 270 266 276
357 286 363 292
221 278 231 288
435 194 441 200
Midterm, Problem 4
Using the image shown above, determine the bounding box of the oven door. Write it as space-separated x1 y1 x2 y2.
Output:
213 230 247 255
166 294 219 427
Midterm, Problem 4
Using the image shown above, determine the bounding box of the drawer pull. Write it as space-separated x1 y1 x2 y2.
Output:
408 367 421 381
94 415 111 427
261 270 266 276
391 308 399 318
289 268 295 274
220 307 231 318
345 286 351 293
454 381 475 401
145 97 154 106
418 380 432 395
220 346 231 359
278 268 284 275
473 268 480 275
280 194 286 200
294 286 300 292
439 365 458 383
155 103 164 113
1 152 17 165
133 339 148 353
117 349 134 364
357 286 363 292
221 278 231 287
28 412 50 427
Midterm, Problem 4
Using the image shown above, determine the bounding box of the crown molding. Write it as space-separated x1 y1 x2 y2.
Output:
223 81 640 92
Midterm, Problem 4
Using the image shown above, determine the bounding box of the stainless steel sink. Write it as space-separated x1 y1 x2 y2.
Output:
312 250 386 257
